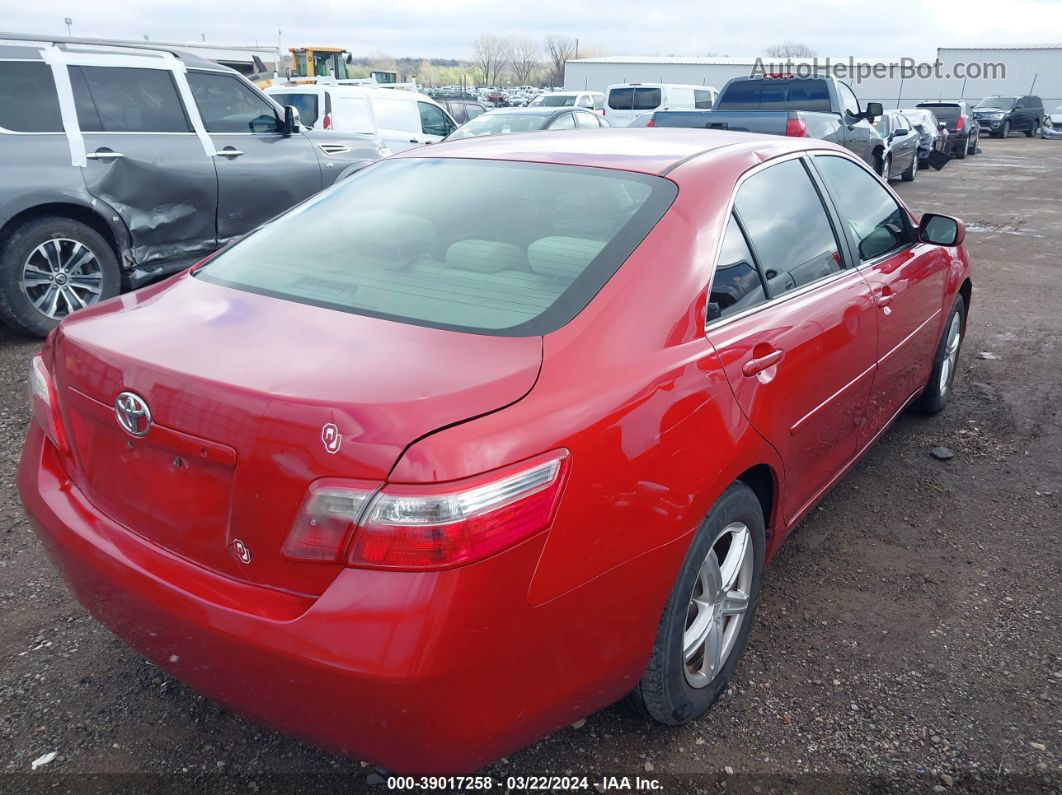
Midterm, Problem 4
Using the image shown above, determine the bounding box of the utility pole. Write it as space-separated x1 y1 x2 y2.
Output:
575 38 579 60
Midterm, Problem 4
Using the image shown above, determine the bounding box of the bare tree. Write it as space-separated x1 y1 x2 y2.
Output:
763 41 817 58
510 38 541 85
472 35 512 86
544 34 578 86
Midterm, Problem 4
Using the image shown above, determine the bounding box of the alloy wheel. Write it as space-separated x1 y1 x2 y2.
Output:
683 521 754 688
939 311 962 397
20 238 104 319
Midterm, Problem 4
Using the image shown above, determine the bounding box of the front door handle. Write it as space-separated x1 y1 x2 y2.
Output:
742 349 784 377
214 147 244 158
409 138 420 144
875 290 895 308
86 150 124 160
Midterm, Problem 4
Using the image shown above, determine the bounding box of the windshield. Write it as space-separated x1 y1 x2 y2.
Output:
531 95 576 107
447 112 553 139
275 93 319 127
975 97 1016 109
196 159 677 335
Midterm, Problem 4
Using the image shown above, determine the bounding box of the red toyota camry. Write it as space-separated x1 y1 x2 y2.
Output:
19 129 971 774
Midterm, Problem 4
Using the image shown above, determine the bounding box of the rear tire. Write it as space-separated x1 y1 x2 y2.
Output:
955 138 967 159
625 482 765 725
913 297 965 415
967 129 978 155
0 217 119 338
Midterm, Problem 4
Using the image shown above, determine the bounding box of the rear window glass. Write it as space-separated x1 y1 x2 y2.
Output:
716 79 831 112
276 93 319 127
608 87 662 111
446 112 552 139
533 94 577 107
919 104 960 124
197 159 677 336
0 61 63 132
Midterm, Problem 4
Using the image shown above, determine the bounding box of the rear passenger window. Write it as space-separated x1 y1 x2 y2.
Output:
0 61 63 132
549 112 576 130
710 215 767 319
418 102 453 136
69 66 190 132
574 112 597 128
813 155 910 261
466 104 485 120
694 89 713 110
735 158 843 298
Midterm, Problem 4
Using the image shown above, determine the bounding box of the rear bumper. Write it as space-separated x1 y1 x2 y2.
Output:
17 425 673 773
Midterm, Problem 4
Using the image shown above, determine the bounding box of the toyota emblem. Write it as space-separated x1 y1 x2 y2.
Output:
115 391 151 437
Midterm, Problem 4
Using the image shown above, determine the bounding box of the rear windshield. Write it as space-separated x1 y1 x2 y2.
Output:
196 159 677 336
446 112 552 139
608 87 662 111
918 104 960 124
533 95 577 107
716 79 831 112
276 92 319 126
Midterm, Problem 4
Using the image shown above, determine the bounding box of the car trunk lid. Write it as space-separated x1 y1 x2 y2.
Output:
52 274 542 596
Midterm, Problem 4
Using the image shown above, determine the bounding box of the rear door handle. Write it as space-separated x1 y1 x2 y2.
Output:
215 148 244 158
742 349 784 377
86 150 124 160
875 290 895 308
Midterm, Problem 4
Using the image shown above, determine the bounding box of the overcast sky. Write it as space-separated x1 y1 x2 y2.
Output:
2 0 1061 60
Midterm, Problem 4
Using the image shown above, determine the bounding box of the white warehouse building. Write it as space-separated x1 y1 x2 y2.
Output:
564 46 1062 113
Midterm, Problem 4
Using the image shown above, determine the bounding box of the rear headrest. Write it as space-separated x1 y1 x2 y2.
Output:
445 240 528 273
527 237 606 281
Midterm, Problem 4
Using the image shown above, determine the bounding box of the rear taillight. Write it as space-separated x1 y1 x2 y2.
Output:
784 117 808 137
646 117 656 127
323 112 332 129
28 355 67 452
955 115 965 131
281 451 569 569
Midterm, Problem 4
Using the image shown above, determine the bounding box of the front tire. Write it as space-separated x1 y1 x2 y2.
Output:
0 217 120 337
626 482 765 725
913 297 966 415
901 151 917 181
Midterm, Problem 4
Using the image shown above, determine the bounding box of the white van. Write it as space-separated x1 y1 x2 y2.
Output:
604 83 718 127
265 84 457 152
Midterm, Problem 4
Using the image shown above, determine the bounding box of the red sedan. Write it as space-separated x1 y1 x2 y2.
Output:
18 129 971 774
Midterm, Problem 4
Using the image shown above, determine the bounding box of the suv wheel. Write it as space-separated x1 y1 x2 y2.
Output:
998 120 1010 139
955 136 967 159
1025 118 1040 137
0 217 120 337
967 129 978 155
625 481 765 725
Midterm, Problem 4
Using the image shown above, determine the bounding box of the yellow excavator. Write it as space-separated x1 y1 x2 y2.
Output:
254 47 402 88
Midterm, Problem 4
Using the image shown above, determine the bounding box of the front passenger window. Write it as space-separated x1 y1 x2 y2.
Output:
734 158 844 298
813 155 911 261
418 102 454 137
187 72 280 133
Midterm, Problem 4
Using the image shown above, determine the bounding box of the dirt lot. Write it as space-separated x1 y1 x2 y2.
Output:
0 137 1059 793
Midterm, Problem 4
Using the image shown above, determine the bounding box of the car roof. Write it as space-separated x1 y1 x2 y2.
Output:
0 32 230 73
395 128 835 176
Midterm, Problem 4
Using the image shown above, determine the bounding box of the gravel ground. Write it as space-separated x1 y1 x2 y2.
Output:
0 136 1059 794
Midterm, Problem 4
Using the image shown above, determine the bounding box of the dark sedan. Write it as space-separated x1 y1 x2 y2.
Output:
445 107 611 140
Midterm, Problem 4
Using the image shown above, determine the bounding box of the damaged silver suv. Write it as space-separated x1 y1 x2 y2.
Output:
0 34 391 336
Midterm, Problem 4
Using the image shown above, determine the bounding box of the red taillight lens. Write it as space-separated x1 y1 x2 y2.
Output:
784 117 808 137
323 112 332 129
646 117 656 127
350 451 568 569
28 355 67 452
954 115 964 131
281 451 569 569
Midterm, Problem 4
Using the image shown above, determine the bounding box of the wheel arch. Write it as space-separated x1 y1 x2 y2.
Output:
0 203 124 264
734 463 779 546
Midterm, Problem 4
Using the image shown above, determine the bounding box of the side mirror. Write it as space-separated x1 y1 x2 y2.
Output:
345 53 353 65
892 128 909 137
284 105 301 134
919 213 965 246
864 101 883 121
706 302 722 323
